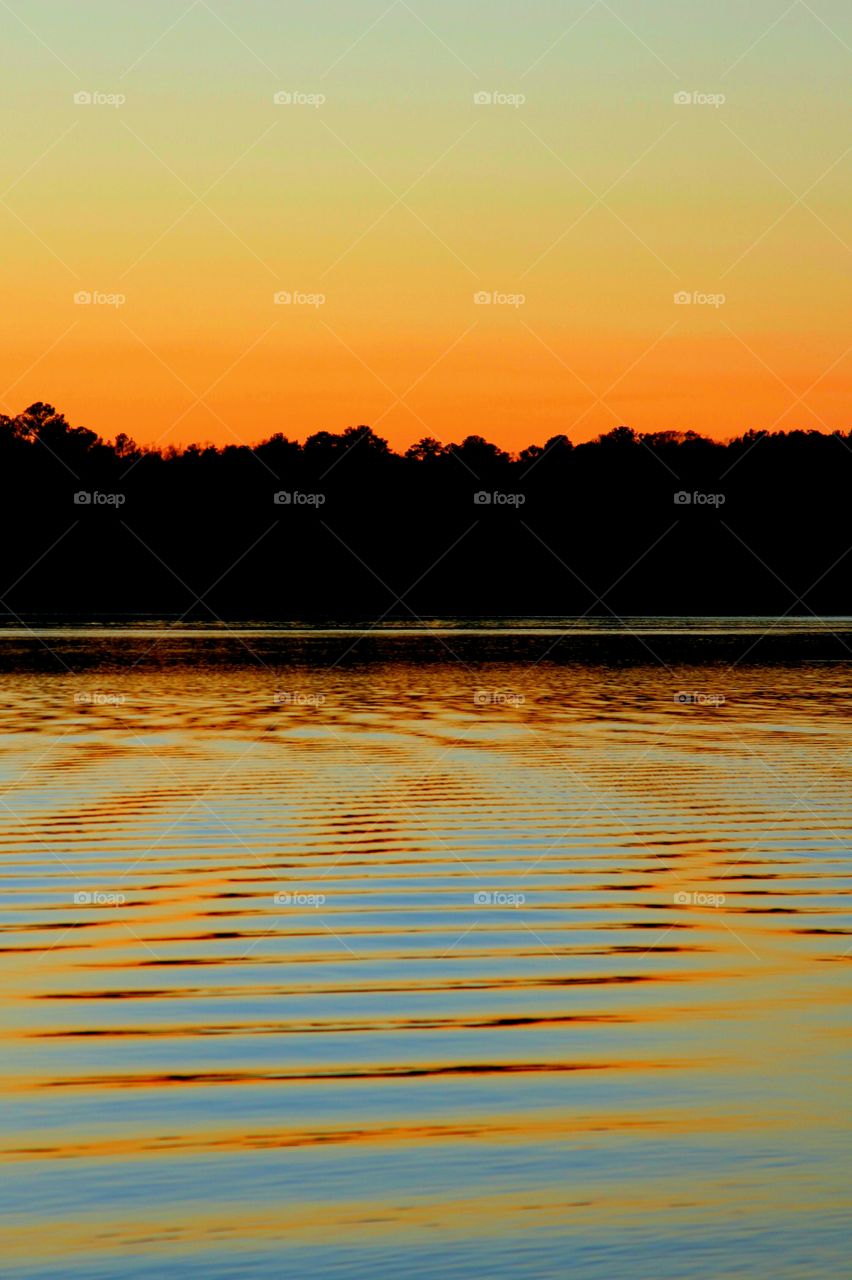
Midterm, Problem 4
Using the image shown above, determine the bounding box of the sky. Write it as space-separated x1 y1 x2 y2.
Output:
1 0 850 451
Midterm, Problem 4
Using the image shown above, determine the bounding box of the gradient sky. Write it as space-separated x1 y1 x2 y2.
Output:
1 0 850 451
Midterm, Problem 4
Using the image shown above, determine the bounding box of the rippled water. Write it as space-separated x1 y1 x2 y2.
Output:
1 624 850 1279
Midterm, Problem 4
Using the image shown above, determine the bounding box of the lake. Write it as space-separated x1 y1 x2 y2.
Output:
0 621 849 1279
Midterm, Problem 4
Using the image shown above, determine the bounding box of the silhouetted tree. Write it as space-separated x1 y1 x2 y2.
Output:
0 402 847 620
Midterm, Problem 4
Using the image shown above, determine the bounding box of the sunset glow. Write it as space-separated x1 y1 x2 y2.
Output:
2 0 850 450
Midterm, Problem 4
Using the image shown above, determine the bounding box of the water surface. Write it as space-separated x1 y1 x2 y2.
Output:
0 624 850 1278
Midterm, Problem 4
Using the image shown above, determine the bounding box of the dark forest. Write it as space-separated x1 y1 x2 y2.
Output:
1 402 848 621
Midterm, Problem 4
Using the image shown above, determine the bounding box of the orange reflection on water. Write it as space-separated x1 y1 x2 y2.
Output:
0 633 849 1276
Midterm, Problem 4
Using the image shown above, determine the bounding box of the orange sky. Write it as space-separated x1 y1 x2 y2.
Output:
1 1 850 450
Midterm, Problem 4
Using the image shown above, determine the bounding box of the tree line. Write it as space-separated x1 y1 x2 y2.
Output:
0 402 848 620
